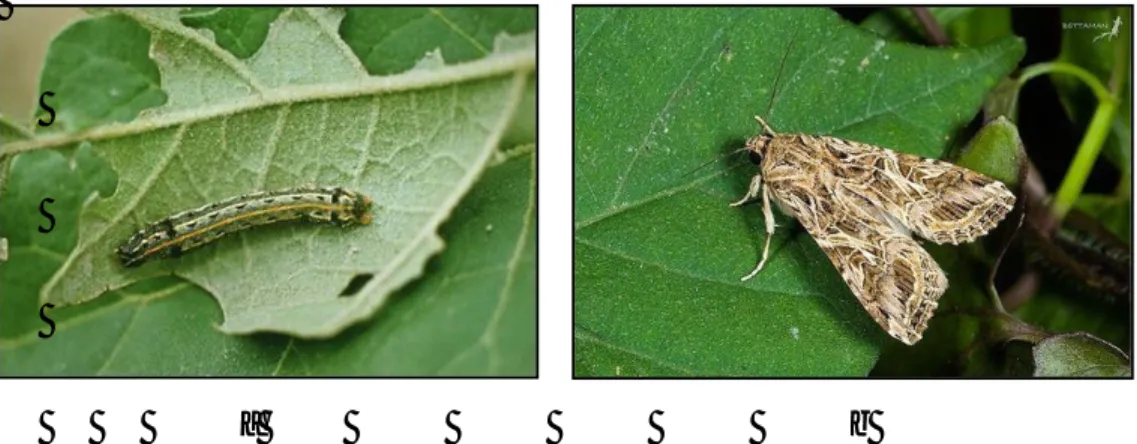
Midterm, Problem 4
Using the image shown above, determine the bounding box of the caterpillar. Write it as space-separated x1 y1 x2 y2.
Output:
117 186 373 267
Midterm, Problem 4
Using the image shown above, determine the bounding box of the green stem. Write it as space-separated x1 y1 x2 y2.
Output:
987 280 1007 314
1019 62 1113 103
1017 62 1118 220
1055 102 1117 217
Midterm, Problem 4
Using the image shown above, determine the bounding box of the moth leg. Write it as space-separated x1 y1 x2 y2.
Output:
730 173 763 207
741 181 776 281
754 115 778 136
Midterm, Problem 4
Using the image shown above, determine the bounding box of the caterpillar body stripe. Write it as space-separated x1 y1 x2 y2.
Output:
117 186 373 267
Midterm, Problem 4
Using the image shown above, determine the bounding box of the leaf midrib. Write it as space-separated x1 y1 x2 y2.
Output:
4 48 535 156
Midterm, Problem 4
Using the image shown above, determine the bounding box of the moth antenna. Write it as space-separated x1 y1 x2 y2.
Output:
754 115 777 136
681 28 799 182
762 27 800 121
679 147 750 179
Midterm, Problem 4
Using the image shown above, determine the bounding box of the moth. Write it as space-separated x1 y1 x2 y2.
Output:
732 115 1015 345
117 186 373 268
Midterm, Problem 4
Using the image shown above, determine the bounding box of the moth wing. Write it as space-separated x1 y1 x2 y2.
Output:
831 139 1016 245
783 184 948 345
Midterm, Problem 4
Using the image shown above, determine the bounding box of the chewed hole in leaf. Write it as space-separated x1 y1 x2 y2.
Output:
338 273 374 297
3 6 534 376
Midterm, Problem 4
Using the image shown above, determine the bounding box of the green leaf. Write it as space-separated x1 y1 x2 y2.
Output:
1 115 36 143
861 7 972 43
0 115 37 192
286 148 536 376
37 14 168 132
0 147 116 342
0 143 535 376
861 7 1013 47
2 6 535 342
180 7 285 59
945 8 1013 47
574 7 1024 376
1033 332 1131 377
955 115 1025 187
502 73 536 149
341 7 537 76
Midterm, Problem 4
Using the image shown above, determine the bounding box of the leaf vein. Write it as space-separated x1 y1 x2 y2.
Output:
824 42 1016 135
429 7 489 55
574 327 695 376
608 26 726 209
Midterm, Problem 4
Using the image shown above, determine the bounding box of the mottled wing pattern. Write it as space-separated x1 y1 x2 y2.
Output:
821 137 1016 245
750 126 1016 344
765 162 948 345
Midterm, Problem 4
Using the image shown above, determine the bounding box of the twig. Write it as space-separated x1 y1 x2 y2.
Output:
910 7 949 46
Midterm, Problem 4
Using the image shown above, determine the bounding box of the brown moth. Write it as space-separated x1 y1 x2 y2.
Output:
732 115 1015 345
